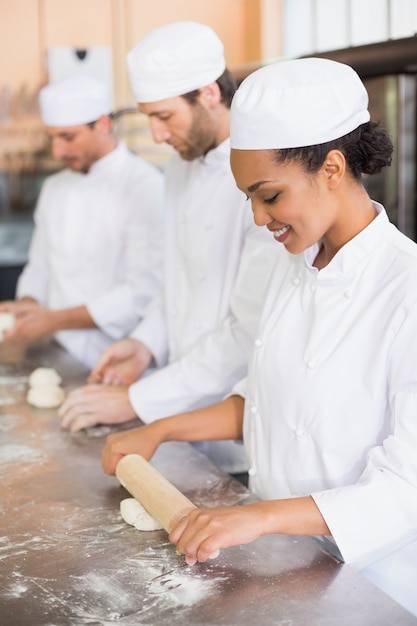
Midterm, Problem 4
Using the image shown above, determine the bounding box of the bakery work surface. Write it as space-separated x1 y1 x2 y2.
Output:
1 341 416 626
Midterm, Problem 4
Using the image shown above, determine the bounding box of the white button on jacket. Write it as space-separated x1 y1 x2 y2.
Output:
240 204 417 566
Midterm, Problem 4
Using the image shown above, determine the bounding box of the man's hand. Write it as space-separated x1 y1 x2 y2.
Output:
0 300 55 342
0 301 96 341
88 338 153 386
58 384 136 432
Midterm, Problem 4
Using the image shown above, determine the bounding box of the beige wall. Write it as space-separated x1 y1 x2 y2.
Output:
1 0 42 91
1 0 271 107
0 0 282 169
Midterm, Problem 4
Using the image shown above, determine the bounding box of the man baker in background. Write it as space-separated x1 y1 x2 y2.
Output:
0 74 164 369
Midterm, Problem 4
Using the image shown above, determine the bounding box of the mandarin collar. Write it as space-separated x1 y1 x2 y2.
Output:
303 202 390 276
198 137 231 167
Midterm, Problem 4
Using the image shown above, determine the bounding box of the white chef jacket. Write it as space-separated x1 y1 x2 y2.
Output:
17 142 164 368
129 138 281 473
238 203 417 572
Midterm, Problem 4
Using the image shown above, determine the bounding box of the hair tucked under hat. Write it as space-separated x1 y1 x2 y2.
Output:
127 21 226 103
230 58 370 150
39 75 112 127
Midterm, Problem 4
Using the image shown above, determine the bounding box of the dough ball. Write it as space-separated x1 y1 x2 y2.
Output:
27 384 66 409
28 367 62 387
0 312 16 340
120 498 163 531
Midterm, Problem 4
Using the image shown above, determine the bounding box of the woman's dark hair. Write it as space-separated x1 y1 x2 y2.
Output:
181 69 237 109
273 122 393 181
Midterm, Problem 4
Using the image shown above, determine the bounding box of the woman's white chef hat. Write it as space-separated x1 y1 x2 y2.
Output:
230 57 370 150
127 21 226 103
39 75 112 127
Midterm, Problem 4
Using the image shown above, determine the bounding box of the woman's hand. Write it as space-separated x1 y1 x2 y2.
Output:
169 502 271 565
101 422 164 475
169 496 331 565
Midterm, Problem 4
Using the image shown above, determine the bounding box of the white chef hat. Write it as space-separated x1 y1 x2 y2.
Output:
230 58 370 150
127 21 226 103
39 75 112 127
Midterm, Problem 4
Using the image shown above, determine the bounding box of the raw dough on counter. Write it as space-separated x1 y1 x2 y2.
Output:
120 498 163 531
0 312 16 340
27 367 65 409
28 367 62 387
27 384 66 409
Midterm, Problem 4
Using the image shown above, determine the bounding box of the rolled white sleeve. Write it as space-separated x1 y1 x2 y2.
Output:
230 376 248 399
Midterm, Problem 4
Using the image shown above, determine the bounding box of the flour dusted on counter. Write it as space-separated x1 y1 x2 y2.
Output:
120 498 163 531
26 367 65 409
0 444 42 464
0 312 16 341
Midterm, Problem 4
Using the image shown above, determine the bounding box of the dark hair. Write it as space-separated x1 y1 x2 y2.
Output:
273 122 393 181
181 69 237 109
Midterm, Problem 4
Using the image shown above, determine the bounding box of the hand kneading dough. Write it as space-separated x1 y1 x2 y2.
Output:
28 367 62 387
0 312 16 340
120 498 163 531
27 384 66 409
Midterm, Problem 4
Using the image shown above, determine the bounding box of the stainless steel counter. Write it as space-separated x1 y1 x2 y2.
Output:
1 341 416 626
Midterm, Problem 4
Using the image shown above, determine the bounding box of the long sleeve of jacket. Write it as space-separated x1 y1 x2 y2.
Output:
128 226 282 421
130 286 169 368
312 302 417 565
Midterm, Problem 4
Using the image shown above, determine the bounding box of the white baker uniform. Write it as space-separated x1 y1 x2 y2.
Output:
237 203 417 614
129 138 281 473
17 142 164 369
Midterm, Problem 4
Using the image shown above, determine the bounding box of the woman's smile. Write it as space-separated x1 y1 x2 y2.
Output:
268 224 291 243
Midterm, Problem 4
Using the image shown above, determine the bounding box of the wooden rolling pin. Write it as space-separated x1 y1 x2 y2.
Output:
116 453 220 559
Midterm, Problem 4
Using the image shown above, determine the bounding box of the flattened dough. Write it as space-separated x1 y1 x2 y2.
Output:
28 367 62 387
120 498 163 531
27 385 66 409
0 312 16 340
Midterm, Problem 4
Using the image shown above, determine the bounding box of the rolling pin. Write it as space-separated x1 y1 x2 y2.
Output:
116 453 220 559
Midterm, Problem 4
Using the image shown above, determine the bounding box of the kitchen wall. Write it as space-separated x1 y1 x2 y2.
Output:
282 0 417 58
0 0 281 296
0 0 280 209
0 0 275 104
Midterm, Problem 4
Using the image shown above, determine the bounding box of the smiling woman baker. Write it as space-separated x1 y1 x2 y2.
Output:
101 58 417 616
